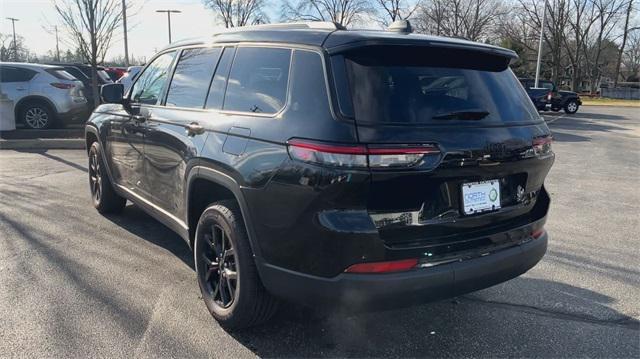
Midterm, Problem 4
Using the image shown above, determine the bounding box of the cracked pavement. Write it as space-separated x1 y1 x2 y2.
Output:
0 106 638 357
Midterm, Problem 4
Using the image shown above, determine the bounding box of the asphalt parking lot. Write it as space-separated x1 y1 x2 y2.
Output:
1 106 638 358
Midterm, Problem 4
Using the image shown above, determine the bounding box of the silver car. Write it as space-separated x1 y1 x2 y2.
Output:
0 62 89 129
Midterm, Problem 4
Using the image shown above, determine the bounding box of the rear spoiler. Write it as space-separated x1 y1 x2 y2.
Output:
326 38 518 62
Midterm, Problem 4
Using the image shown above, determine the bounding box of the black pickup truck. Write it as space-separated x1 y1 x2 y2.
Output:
519 78 582 114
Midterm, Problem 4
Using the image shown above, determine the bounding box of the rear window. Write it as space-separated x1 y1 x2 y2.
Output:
336 46 539 125
223 47 291 114
97 70 112 83
46 68 76 81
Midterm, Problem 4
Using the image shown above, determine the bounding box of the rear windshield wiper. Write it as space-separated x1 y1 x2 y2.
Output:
432 110 490 121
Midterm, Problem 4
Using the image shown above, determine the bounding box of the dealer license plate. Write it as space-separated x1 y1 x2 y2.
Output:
461 180 501 215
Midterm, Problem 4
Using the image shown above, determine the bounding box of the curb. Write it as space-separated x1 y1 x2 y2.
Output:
0 138 85 150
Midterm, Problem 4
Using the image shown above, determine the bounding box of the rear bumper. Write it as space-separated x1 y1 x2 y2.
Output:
258 233 547 309
57 102 90 123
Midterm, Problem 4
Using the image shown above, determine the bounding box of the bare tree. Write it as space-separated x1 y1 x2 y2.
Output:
622 28 640 80
584 0 626 92
415 0 506 41
0 33 30 62
204 0 268 27
613 0 635 86
375 0 420 26
281 0 373 28
54 0 124 106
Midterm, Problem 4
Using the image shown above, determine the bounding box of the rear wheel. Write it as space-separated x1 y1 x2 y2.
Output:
564 100 579 114
88 142 126 213
194 200 278 329
20 102 55 129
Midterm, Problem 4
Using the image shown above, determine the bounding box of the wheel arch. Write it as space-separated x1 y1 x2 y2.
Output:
186 166 263 260
14 95 59 119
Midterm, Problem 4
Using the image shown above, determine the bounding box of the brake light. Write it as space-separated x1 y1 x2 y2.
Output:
344 258 418 273
531 228 546 239
287 139 440 169
50 82 75 89
532 136 553 156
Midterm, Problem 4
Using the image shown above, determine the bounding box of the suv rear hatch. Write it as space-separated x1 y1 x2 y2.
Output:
330 44 554 254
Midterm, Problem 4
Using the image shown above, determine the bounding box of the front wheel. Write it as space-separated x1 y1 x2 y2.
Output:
194 200 278 329
88 142 126 213
564 100 579 114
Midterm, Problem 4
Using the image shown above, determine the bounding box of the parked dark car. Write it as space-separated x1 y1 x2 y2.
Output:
85 21 554 329
520 78 582 114
47 63 113 108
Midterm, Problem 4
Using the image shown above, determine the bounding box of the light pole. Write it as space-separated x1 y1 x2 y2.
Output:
6 17 19 61
53 26 60 62
534 0 547 88
122 0 130 67
156 9 181 44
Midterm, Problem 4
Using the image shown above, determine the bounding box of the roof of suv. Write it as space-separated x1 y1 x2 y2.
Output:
160 22 517 59
0 62 63 70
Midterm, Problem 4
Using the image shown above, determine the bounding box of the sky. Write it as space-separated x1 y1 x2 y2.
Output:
0 0 236 62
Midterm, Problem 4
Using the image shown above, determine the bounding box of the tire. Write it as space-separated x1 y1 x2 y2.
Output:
564 100 579 114
194 200 278 330
20 101 55 129
88 142 126 214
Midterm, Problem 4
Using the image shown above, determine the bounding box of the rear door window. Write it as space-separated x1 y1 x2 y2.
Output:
337 46 539 125
0 67 36 82
166 47 222 108
205 47 235 110
130 51 176 105
223 47 291 114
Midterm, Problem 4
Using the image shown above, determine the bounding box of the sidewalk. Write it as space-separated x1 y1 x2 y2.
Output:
0 128 85 150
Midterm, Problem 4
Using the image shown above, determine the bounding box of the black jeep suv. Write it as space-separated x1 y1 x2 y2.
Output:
85 22 554 329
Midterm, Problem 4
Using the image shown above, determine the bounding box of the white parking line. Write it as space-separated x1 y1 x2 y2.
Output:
544 113 567 124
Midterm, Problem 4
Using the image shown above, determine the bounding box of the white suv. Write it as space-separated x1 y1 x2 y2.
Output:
0 62 89 129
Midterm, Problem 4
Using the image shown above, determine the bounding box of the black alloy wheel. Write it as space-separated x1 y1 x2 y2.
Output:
88 142 126 213
89 148 102 203
199 224 238 308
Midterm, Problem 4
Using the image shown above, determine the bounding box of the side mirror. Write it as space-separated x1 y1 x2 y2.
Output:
100 83 124 104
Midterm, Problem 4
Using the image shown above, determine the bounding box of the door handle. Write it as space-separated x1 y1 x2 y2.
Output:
186 122 205 136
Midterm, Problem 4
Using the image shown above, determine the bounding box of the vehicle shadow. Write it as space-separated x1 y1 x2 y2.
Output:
101 203 639 357
103 203 194 269
226 278 639 358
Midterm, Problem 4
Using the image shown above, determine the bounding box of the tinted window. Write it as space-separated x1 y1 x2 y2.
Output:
64 68 88 82
341 48 538 125
130 51 176 105
205 47 235 110
46 69 76 81
166 47 221 109
223 47 291 114
0 67 36 82
289 50 331 117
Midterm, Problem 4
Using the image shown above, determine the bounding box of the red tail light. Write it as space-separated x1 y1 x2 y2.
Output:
50 82 75 89
287 139 440 169
344 258 418 273
531 228 546 239
533 136 553 156
546 92 552 101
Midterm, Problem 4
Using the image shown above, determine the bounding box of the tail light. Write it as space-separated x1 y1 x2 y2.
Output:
344 258 418 273
533 135 553 156
287 139 440 169
531 228 546 239
50 82 75 89
546 92 552 101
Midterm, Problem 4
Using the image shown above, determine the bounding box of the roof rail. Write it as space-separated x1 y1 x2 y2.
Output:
219 21 345 32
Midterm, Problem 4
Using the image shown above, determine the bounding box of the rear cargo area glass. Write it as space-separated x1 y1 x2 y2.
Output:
338 46 539 125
